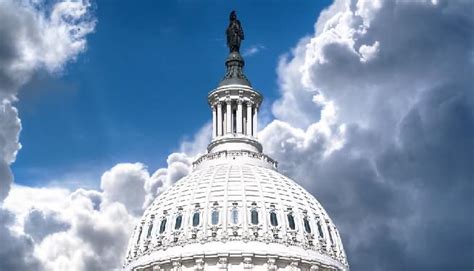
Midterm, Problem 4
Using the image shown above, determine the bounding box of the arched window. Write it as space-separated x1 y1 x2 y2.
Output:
270 211 278 226
136 226 143 242
251 209 259 225
304 217 312 233
192 211 200 227
287 213 296 230
317 221 324 238
327 225 334 244
211 209 219 225
159 219 167 234
231 207 239 224
174 215 182 230
146 223 153 238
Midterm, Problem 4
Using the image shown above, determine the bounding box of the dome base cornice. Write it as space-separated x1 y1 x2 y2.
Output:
124 240 347 271
207 136 263 154
193 149 277 170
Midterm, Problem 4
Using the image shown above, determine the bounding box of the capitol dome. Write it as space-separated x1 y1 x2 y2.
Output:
123 11 348 271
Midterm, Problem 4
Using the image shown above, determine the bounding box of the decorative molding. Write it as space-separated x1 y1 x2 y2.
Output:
206 136 264 154
208 85 262 108
193 149 276 169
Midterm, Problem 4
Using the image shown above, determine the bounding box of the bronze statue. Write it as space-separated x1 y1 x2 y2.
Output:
226 11 244 53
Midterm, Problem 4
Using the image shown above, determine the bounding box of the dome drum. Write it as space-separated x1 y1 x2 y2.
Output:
208 85 263 154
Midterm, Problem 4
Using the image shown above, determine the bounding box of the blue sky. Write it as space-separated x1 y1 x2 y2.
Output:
14 0 331 188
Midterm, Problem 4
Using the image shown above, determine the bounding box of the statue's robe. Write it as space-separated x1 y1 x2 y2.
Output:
227 20 244 52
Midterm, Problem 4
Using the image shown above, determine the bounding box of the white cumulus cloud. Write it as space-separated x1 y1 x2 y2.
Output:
2 150 193 270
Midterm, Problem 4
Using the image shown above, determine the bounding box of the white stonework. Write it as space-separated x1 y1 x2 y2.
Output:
123 38 349 271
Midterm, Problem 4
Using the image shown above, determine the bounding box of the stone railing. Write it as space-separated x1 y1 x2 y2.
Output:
192 149 278 169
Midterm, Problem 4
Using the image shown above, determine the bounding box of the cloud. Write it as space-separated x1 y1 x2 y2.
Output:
243 44 266 57
100 157 193 215
261 0 473 270
178 121 212 157
144 153 192 208
0 0 95 199
0 0 96 100
34 189 135 271
24 209 70 242
0 0 96 270
0 207 42 271
0 101 21 201
271 37 323 128
2 150 193 271
101 163 149 216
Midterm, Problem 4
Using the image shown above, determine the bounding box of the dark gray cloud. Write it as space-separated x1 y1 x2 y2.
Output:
262 0 474 270
24 209 70 242
0 208 42 271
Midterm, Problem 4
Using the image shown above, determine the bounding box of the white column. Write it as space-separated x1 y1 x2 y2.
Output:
246 102 252 136
231 108 234 133
212 105 217 138
223 108 226 134
226 100 232 134
217 103 222 136
236 100 243 134
252 105 258 137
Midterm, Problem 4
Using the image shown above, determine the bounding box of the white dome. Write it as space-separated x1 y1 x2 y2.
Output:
123 154 348 271
123 12 348 270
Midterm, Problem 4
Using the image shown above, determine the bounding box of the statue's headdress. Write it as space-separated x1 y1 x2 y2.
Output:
230 10 237 21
